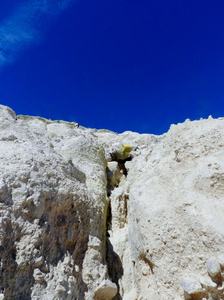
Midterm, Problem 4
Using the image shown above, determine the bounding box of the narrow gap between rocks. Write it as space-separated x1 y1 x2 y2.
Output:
117 157 132 176
107 156 132 197
105 155 132 299
106 198 123 300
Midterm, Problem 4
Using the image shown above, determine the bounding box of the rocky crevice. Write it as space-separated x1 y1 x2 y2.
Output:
1 106 224 299
104 143 135 299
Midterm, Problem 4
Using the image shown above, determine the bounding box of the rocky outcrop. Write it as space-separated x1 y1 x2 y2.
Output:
0 105 223 299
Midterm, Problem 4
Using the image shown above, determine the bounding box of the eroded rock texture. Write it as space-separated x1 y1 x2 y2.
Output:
0 105 224 300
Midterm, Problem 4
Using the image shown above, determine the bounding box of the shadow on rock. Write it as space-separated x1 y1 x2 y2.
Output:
106 238 123 300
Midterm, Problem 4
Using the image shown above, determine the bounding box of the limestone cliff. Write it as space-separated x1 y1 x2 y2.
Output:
0 105 223 300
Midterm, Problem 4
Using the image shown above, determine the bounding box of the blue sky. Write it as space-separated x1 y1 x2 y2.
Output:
0 0 224 134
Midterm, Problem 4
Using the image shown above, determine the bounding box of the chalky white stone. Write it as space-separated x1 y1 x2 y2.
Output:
206 257 221 277
0 105 224 299
180 278 203 295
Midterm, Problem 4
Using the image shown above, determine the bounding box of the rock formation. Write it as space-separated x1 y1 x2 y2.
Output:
0 105 223 300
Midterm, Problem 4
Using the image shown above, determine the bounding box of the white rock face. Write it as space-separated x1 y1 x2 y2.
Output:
0 105 224 300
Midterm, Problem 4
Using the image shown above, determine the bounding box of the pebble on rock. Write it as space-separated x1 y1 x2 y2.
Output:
206 257 221 277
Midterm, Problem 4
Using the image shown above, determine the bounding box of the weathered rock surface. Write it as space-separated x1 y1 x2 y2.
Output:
0 105 224 300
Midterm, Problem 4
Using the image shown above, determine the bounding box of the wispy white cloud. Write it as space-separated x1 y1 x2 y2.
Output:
0 0 75 68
